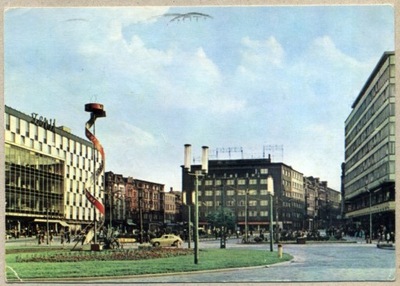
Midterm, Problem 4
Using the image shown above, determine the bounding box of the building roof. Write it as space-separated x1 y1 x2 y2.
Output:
351 51 394 109
5 105 92 147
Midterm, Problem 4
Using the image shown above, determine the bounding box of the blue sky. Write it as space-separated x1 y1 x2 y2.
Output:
4 5 394 192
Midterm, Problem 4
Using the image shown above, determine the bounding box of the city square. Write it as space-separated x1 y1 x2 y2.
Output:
2 3 397 285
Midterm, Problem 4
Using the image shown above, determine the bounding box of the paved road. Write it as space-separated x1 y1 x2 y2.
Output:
103 240 396 283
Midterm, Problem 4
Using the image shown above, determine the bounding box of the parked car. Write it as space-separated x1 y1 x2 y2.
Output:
150 234 183 247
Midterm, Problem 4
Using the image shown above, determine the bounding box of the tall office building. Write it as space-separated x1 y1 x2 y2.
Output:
5 106 104 236
344 51 395 234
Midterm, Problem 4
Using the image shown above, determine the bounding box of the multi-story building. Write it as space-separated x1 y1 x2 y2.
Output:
5 106 104 236
344 51 395 235
104 172 129 228
105 171 166 231
304 176 319 230
304 177 341 231
182 157 307 233
273 163 305 231
162 189 177 223
326 187 341 228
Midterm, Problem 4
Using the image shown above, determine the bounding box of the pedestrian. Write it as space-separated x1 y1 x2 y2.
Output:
66 230 71 243
386 232 391 243
377 229 382 244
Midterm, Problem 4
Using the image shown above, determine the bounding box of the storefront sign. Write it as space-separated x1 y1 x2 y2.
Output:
31 113 56 132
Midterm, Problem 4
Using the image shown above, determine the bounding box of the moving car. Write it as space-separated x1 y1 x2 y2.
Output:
150 234 183 247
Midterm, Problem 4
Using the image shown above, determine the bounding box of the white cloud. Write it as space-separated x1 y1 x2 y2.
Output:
240 36 285 67
104 121 157 148
311 36 367 71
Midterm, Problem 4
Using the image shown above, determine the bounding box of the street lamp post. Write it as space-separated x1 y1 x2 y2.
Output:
46 205 49 245
182 192 192 249
220 177 226 249
267 175 274 252
184 144 209 265
187 204 192 249
139 189 144 244
369 192 372 243
244 187 249 243
109 182 115 229
366 187 372 244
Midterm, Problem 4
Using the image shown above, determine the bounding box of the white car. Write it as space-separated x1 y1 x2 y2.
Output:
150 234 183 247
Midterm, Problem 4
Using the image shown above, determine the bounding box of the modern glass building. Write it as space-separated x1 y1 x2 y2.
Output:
344 51 395 235
5 106 104 237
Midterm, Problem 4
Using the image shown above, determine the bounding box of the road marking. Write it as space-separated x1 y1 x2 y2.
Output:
6 266 23 282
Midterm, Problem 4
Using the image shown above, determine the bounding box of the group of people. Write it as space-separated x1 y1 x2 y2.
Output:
59 228 71 244
376 225 395 244
36 229 55 245
342 224 395 244
35 228 71 245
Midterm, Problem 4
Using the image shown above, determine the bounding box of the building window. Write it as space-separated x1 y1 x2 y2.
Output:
249 211 257 217
205 180 213 186
248 189 257 196
238 189 246 196
249 200 257 206
16 118 20 134
249 179 257 185
5 113 10 130
227 179 235 185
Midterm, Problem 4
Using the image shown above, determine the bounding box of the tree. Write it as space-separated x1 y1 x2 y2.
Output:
206 207 236 233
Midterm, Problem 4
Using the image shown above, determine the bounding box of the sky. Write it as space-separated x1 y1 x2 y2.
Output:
4 5 394 192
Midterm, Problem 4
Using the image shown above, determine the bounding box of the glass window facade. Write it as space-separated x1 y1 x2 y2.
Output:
5 143 64 216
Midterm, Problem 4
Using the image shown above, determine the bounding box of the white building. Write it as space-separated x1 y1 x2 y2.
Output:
5 105 104 236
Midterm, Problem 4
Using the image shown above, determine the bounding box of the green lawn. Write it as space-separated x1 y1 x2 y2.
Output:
5 247 292 282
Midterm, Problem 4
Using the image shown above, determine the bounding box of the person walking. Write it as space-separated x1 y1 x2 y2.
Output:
386 232 391 244
66 229 71 243
60 229 65 245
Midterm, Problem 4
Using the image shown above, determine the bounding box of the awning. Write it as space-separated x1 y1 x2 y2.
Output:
34 219 70 227
345 201 395 219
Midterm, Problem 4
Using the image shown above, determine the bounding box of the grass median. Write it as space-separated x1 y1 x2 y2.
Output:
6 246 292 281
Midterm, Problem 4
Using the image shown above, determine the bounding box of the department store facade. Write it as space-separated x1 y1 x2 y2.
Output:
5 106 103 236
